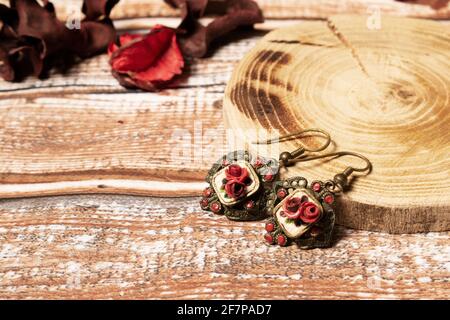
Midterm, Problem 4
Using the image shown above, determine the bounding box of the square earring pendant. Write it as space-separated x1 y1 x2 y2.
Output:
200 150 279 221
264 177 336 249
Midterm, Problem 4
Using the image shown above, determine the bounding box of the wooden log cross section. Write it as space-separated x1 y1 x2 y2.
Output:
223 15 450 233
0 9 448 234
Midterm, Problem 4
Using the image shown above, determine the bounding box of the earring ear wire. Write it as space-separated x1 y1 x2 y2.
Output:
252 128 332 167
287 151 372 172
289 151 372 192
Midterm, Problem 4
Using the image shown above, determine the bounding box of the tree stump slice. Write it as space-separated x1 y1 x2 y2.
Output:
223 15 450 234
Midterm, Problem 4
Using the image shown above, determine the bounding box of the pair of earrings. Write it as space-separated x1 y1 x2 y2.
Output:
199 129 371 249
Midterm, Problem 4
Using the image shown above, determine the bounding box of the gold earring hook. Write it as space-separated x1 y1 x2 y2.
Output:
252 128 332 166
288 151 372 173
288 151 372 192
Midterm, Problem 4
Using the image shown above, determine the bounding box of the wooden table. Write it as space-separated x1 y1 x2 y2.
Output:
0 0 449 299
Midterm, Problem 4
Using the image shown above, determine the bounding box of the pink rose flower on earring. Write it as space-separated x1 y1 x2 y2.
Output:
282 196 321 224
224 180 246 199
298 202 321 223
225 164 249 183
282 197 303 219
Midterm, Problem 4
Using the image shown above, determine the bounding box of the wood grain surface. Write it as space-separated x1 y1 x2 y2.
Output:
0 29 240 196
0 11 449 205
0 21 263 198
223 15 450 233
0 195 448 299
108 0 450 20
2 17 448 206
1 0 449 20
0 1 449 299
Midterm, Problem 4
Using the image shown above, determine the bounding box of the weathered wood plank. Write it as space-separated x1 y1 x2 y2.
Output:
109 0 450 19
0 33 261 198
0 195 448 299
0 30 260 95
0 2 448 300
0 90 226 185
1 0 449 19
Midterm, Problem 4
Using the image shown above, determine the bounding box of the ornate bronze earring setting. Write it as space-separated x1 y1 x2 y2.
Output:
199 129 331 221
264 151 372 249
200 128 372 249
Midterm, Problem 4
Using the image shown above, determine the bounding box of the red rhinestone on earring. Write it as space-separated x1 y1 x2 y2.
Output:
277 188 287 199
245 200 255 209
265 222 275 232
200 198 209 208
264 233 274 244
277 234 287 246
324 194 334 204
210 202 221 213
203 187 213 198
312 182 321 192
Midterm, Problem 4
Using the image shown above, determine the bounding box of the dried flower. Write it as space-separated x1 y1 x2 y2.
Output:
395 0 449 10
108 25 184 91
165 0 264 57
0 0 119 81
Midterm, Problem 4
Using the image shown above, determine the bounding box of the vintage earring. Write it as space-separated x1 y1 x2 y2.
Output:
264 152 372 249
200 129 331 221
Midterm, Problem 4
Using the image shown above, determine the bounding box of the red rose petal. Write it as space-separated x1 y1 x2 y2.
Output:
110 25 176 73
134 34 184 82
108 33 143 56
120 33 143 46
109 25 185 91
107 42 118 56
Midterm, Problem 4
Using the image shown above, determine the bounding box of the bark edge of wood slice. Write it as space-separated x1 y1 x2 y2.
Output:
223 15 450 234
